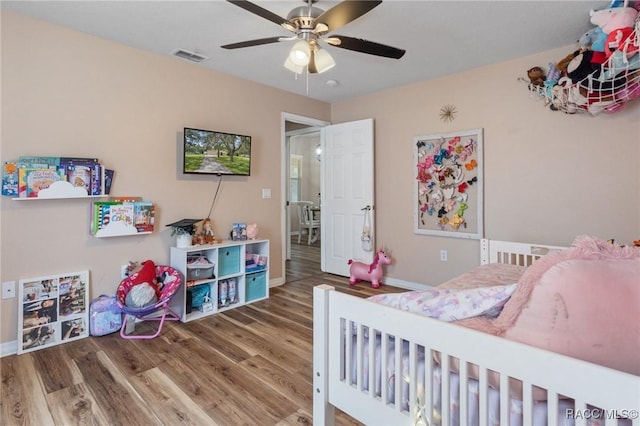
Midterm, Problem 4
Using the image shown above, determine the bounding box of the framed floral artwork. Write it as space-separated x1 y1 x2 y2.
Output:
18 270 89 354
413 128 484 239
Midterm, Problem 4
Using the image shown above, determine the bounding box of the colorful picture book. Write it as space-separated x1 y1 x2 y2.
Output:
19 168 66 198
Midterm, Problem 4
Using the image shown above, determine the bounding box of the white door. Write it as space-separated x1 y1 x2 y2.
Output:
321 118 375 276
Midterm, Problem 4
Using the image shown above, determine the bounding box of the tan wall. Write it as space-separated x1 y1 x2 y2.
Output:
2 10 639 347
331 45 640 287
0 11 330 345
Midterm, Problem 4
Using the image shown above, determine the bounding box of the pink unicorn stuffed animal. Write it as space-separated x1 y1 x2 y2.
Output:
348 248 392 288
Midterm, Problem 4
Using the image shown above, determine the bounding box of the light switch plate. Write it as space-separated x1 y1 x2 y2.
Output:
262 188 271 199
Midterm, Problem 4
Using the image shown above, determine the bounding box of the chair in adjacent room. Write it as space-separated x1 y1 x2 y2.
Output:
294 201 321 245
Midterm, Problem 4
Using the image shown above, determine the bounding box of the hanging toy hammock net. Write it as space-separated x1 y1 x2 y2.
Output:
522 8 640 116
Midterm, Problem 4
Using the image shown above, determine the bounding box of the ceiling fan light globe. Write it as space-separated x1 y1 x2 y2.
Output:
314 48 336 73
289 40 311 66
284 56 305 74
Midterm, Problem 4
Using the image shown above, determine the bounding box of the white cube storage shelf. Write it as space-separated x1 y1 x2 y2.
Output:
169 239 269 322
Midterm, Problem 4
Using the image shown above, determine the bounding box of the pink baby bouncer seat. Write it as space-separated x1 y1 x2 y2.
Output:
116 264 182 339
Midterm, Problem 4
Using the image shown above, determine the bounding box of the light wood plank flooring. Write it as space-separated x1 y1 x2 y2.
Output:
1 240 403 425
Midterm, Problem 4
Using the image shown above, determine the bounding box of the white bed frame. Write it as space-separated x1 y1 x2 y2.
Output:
313 239 640 426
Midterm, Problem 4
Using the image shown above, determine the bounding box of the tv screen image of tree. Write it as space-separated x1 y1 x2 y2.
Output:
184 128 251 176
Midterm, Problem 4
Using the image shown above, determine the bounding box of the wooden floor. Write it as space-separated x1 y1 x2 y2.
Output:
1 240 403 426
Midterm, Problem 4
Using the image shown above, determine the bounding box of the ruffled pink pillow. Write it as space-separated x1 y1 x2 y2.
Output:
504 257 640 375
456 236 640 375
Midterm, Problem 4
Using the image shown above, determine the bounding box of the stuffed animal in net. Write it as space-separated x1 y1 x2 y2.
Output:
527 66 546 87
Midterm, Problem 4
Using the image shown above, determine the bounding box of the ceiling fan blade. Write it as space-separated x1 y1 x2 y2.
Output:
226 0 288 26
314 0 382 33
221 36 283 49
328 35 406 59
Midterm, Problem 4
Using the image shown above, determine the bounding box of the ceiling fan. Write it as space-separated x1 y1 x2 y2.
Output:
221 0 406 74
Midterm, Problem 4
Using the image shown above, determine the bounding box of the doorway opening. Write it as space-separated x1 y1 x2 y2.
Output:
281 113 329 281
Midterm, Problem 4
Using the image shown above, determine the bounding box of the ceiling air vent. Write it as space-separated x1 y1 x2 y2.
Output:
172 49 209 63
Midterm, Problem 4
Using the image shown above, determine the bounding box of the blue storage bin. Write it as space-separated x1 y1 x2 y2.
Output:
218 246 241 276
246 271 266 302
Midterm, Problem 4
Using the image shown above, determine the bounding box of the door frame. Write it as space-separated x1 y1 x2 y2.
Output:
281 112 330 278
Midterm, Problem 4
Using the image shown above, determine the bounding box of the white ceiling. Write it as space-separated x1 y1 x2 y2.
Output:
2 0 609 103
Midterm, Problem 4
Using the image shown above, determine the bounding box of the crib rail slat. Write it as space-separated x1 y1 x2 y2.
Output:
522 381 533 426
356 323 364 391
441 354 451 425
425 350 434 425
459 358 469 426
499 372 509 424
381 330 389 405
394 335 402 411
478 366 488 425
547 390 558 425
409 342 418 423
367 326 375 396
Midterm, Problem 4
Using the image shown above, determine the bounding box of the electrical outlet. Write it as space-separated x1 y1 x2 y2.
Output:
2 281 16 299
440 250 448 262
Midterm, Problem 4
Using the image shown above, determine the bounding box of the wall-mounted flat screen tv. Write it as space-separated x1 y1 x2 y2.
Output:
183 127 251 176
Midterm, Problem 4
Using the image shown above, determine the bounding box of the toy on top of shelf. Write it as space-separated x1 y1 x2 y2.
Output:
202 218 215 244
246 223 259 239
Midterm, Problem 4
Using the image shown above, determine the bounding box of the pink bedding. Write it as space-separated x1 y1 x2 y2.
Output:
436 263 526 291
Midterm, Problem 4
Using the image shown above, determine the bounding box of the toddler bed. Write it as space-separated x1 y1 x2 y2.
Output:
313 238 640 426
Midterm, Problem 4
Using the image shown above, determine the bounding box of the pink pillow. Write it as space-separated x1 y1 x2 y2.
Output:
503 257 640 375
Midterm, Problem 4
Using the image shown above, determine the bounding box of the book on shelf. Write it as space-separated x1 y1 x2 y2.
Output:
66 164 92 193
104 169 114 195
134 202 155 233
2 162 18 197
92 201 120 234
19 167 66 198
59 158 100 196
109 204 135 227
17 156 61 169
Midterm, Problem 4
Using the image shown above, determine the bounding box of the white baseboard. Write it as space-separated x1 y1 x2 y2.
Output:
382 276 434 291
1 340 18 358
269 277 285 288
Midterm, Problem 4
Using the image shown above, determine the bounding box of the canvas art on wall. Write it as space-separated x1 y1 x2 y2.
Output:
18 271 89 354
413 128 484 239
